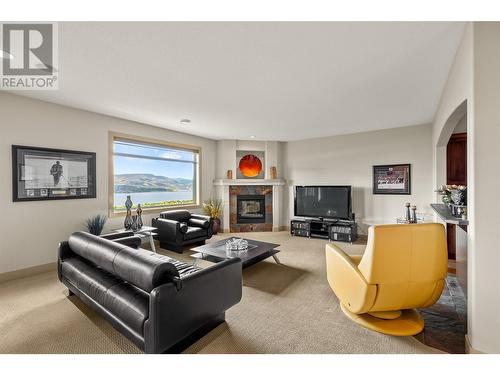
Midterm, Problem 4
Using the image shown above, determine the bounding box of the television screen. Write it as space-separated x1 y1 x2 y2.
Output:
294 186 351 219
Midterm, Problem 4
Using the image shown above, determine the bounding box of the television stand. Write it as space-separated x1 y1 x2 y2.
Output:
290 218 357 243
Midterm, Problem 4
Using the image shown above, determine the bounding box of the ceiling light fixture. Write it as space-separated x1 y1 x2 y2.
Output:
180 119 191 125
250 135 256 139
0 50 14 60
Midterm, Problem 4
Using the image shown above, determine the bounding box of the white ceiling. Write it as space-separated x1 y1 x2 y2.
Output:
17 22 465 141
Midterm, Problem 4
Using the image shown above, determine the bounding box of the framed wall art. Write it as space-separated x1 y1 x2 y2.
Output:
373 164 411 195
12 145 96 202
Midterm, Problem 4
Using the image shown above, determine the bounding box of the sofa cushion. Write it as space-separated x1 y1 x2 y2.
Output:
68 232 126 275
61 256 122 305
113 248 180 292
183 226 206 241
187 218 210 229
68 232 180 292
104 282 149 336
159 209 191 222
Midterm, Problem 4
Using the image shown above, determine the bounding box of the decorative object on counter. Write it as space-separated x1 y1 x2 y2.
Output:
136 204 143 229
434 185 467 218
397 204 428 224
225 237 249 251
131 215 139 231
411 206 417 223
270 166 277 179
459 207 467 220
84 214 107 235
405 202 411 222
124 195 133 229
226 169 233 179
372 164 411 195
202 197 223 234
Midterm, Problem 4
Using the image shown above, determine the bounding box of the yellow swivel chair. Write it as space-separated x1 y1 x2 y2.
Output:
325 223 447 336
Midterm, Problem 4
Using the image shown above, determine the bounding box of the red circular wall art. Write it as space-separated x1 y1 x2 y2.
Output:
239 154 263 177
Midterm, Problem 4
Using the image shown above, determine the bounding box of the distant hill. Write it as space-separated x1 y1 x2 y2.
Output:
114 173 192 193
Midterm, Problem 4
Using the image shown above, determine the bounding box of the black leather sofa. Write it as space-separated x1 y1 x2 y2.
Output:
58 231 242 353
152 210 214 253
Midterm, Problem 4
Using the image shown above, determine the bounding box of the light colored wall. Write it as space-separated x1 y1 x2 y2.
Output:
0 93 216 274
431 21 500 353
282 124 434 233
469 21 500 354
453 115 467 133
215 140 237 178
432 24 472 190
215 139 282 179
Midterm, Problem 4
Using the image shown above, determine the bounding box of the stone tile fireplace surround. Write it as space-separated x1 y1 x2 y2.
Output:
213 178 286 233
230 185 272 232
213 140 285 233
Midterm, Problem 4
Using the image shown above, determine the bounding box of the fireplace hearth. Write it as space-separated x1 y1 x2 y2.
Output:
237 195 266 224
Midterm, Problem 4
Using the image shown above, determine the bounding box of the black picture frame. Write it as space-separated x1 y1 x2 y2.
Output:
12 145 96 202
373 164 411 195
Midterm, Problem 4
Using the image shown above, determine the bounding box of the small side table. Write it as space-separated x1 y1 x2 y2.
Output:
113 226 158 252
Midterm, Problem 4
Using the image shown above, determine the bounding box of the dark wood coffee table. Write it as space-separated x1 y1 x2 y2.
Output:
190 237 281 268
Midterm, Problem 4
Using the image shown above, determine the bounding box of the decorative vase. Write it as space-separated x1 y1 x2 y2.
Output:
405 202 411 222
226 170 233 179
124 195 134 229
450 190 464 205
411 206 417 223
136 204 143 229
270 166 277 179
125 195 133 210
131 215 139 231
212 218 221 234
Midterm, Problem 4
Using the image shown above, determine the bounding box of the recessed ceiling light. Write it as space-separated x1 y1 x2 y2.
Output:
180 119 191 125
0 50 14 60
250 135 256 139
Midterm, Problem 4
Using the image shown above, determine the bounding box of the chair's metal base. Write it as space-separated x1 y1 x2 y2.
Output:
340 304 424 336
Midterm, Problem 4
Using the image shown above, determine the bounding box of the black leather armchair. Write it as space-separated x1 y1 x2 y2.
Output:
152 210 213 253
58 231 242 354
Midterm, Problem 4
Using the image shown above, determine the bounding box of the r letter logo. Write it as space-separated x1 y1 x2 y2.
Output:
1 22 58 90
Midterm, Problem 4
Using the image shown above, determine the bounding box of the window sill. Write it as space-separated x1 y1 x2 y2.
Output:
109 204 202 218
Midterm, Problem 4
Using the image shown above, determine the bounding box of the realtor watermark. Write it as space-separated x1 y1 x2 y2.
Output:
0 22 58 90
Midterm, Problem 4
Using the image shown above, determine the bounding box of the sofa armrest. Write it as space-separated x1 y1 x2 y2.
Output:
190 214 214 238
112 235 142 249
190 213 211 222
144 258 242 353
152 217 182 243
325 243 376 314
100 231 142 249
58 240 73 261
187 218 210 229
58 241 73 281
100 231 134 240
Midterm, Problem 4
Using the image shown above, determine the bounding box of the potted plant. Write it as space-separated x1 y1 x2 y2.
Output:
85 214 107 235
203 198 223 234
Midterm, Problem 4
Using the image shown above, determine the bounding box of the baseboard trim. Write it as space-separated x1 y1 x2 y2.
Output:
218 227 289 234
0 262 57 284
273 226 288 232
465 334 484 354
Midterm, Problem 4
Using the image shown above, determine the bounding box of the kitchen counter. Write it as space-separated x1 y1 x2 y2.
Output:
430 203 469 226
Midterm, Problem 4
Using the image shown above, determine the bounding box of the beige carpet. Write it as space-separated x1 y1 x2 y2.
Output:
0 231 440 354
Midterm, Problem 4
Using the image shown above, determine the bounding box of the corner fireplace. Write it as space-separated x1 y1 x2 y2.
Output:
237 195 266 223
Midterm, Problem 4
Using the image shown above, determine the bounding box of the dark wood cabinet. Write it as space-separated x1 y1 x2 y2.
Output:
447 133 467 186
446 132 467 260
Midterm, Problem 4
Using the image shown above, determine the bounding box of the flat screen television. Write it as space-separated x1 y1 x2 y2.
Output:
294 185 352 220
